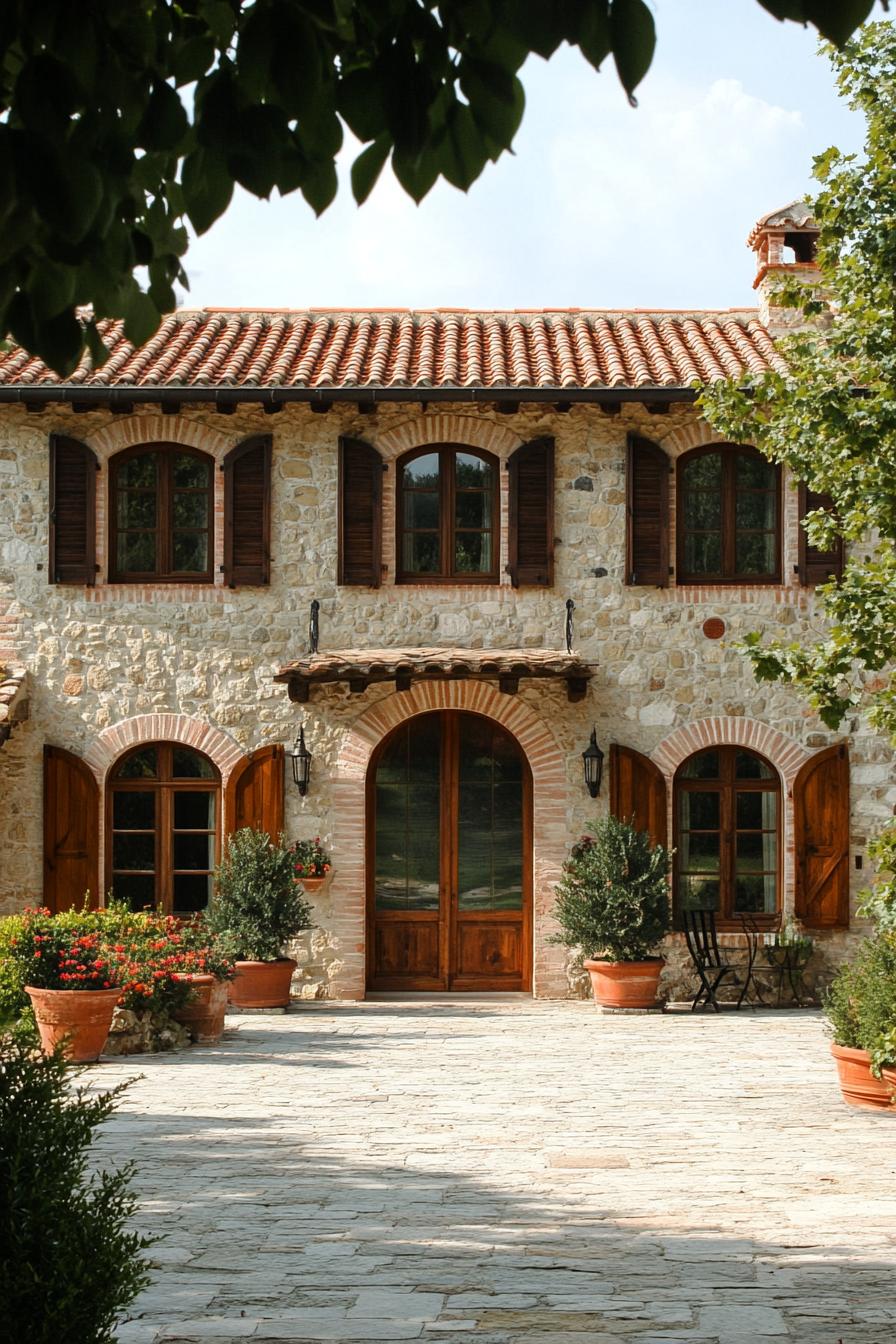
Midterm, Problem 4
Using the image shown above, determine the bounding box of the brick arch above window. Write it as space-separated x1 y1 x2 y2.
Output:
651 717 809 785
86 414 233 465
375 414 523 463
84 713 244 783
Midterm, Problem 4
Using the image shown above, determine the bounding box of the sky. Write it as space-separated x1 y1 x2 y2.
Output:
180 1 882 313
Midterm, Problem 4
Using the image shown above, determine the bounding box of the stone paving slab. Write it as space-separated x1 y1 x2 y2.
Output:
86 1002 896 1344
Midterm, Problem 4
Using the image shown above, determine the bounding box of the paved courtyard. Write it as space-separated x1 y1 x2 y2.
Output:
93 1001 896 1344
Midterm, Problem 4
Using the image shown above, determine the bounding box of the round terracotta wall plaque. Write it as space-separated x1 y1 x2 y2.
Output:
702 617 726 640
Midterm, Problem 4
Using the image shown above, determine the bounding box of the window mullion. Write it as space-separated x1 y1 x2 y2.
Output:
722 454 735 578
160 452 171 577
443 448 453 578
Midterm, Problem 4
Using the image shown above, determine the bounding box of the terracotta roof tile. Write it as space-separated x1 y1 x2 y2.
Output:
0 308 788 393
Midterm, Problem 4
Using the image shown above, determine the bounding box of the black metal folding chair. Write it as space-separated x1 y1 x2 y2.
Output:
683 908 749 1011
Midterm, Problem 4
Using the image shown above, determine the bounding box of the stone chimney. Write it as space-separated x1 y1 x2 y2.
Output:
748 200 821 335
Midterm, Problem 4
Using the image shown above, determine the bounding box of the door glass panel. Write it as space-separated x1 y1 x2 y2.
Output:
457 718 523 912
113 833 155 871
681 750 720 780
113 791 155 829
679 875 720 911
735 751 773 780
680 790 720 830
173 833 214 870
173 873 212 914
115 747 158 779
173 792 216 828
172 749 216 780
375 717 440 910
112 873 157 912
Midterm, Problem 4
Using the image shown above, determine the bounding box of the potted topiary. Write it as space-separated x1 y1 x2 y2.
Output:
551 817 672 1009
207 828 313 1009
825 930 896 1111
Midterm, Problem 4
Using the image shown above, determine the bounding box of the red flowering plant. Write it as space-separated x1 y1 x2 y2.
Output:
102 912 196 1017
168 916 236 982
8 908 120 993
289 836 331 881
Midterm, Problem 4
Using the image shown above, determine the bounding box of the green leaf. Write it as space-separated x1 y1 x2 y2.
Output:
300 158 338 215
756 0 874 45
460 60 525 153
13 134 104 244
338 68 389 141
351 134 391 205
577 4 612 70
181 147 234 235
391 145 440 204
137 82 189 152
172 34 217 85
610 0 656 105
119 286 162 347
436 104 488 192
84 318 112 369
7 296 84 376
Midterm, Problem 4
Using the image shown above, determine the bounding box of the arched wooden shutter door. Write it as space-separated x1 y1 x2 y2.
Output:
625 434 669 586
794 742 849 927
49 435 97 585
798 483 844 585
610 744 667 850
223 435 272 586
225 744 285 840
508 437 554 587
43 746 99 912
338 436 382 586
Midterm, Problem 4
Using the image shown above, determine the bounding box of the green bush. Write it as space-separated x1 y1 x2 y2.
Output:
207 828 313 962
0 1032 152 1343
0 913 29 1025
551 816 672 963
824 930 896 1075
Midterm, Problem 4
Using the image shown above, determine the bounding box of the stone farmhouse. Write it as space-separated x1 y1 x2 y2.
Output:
0 202 891 1000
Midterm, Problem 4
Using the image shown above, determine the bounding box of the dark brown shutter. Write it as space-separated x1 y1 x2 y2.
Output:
794 742 849 928
610 743 668 850
223 434 272 586
625 434 669 586
338 436 382 586
49 435 97 585
798 483 844 585
225 744 285 840
43 746 99 912
507 437 554 587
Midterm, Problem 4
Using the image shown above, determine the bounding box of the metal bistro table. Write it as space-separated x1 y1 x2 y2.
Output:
760 940 814 1007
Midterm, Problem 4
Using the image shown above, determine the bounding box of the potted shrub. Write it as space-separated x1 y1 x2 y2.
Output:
170 917 235 1044
551 817 672 1009
825 930 896 1111
207 828 313 1009
290 835 332 892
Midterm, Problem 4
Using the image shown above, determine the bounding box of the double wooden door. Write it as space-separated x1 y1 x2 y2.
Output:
367 711 532 991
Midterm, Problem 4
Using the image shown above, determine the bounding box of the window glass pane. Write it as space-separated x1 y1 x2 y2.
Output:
683 490 722 530
172 532 209 572
679 875 719 911
117 532 156 574
115 747 158 779
375 717 440 911
734 751 774 780
735 492 776 530
680 750 720 780
735 874 776 914
173 455 211 489
172 749 215 780
402 532 440 574
173 833 215 870
736 831 777 869
457 782 523 912
117 454 157 488
455 453 492 488
736 791 771 830
456 490 492 530
678 830 721 872
113 791 155 830
173 493 209 528
113 833 155 871
736 454 775 490
735 532 775 575
403 491 439 530
173 873 212 914
112 873 157 912
403 453 440 488
683 533 721 575
684 453 722 489
173 791 216 829
455 533 491 574
679 790 720 830
117 492 156 529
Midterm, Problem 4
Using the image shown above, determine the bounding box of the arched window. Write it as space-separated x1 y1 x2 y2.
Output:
677 445 780 583
107 743 220 914
110 444 214 582
675 746 780 927
396 444 499 582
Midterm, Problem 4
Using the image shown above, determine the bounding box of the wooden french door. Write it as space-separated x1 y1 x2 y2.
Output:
367 711 532 991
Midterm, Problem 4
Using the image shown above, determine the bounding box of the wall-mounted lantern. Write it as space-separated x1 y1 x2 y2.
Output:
582 727 604 798
288 725 313 796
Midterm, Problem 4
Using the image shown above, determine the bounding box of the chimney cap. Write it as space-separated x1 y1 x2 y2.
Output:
747 199 817 249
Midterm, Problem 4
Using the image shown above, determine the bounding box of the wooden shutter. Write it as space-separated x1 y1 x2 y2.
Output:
338 436 382 586
625 434 669 586
507 437 554 587
49 434 97 585
798 483 843 585
225 744 285 840
610 743 667 850
794 742 850 928
43 746 99 912
223 434 272 586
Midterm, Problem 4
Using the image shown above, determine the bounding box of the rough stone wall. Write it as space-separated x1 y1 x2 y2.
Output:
0 400 892 999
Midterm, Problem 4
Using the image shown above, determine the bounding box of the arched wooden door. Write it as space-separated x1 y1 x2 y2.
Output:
367 711 532 991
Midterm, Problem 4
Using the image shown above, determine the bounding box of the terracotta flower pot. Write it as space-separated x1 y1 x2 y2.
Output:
298 876 326 891
583 958 665 1010
228 958 297 1009
25 985 122 1063
173 973 229 1043
831 1043 896 1111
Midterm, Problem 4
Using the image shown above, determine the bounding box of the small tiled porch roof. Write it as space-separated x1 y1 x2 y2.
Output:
0 308 787 407
273 647 594 703
0 663 27 746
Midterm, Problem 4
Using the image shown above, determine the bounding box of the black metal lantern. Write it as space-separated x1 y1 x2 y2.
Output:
582 727 604 798
288 726 312 796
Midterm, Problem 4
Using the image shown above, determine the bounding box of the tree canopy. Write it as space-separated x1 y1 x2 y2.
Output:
0 0 882 374
701 20 896 921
